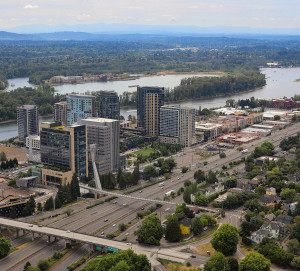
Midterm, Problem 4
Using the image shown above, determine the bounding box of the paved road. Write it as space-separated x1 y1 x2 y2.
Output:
2 122 300 270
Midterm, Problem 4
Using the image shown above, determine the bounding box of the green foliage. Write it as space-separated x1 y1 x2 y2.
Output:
23 261 31 271
118 223 127 232
287 239 300 254
211 223 239 256
183 182 197 204
194 169 206 184
165 215 182 242
191 217 204 235
239 252 271 271
100 172 117 190
0 158 18 170
0 236 11 259
290 221 300 242
23 196 36 216
280 134 300 151
220 152 226 158
44 196 54 211
70 173 80 201
136 214 163 245
280 188 296 203
207 170 218 184
143 165 158 180
274 115 281 121
181 166 189 173
224 177 237 189
84 249 151 271
255 186 266 196
204 252 230 271
0 151 7 162
37 259 50 271
291 257 300 270
257 238 294 268
244 199 263 213
194 193 209 206
228 257 239 271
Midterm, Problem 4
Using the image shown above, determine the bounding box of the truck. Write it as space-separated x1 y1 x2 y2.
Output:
241 149 248 154
165 190 175 197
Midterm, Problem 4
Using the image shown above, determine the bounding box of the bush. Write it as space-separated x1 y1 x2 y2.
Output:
220 152 226 158
242 236 252 246
186 261 191 267
119 223 127 232
37 259 50 271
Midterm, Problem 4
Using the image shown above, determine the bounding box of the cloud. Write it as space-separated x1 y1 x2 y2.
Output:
24 4 39 9
76 13 91 20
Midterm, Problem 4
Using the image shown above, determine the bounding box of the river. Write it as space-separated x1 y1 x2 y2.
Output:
1 67 300 141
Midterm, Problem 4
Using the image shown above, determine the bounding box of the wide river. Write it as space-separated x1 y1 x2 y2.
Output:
1 67 300 141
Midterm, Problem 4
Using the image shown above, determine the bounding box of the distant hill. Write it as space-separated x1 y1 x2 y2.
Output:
0 31 40 40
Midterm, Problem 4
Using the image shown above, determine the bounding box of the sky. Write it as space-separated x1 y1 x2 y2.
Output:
1 0 299 30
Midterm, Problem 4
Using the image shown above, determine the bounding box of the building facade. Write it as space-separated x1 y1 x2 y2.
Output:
17 105 39 141
54 101 67 126
40 122 87 185
195 122 223 141
26 135 41 163
97 91 120 120
159 105 195 147
66 94 96 126
137 86 164 136
77 118 120 176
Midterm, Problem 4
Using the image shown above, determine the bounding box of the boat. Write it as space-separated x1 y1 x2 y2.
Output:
11 83 15 87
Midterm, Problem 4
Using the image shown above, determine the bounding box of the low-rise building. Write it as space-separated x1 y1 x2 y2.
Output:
247 113 263 125
276 214 293 224
251 229 272 243
195 122 223 141
26 135 41 163
266 187 276 196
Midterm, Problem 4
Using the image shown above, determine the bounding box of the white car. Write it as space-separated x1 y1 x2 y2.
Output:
113 224 116 227
125 233 129 236
66 230 71 233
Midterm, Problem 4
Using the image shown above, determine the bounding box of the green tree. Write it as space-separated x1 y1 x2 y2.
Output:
37 259 50 271
228 257 239 271
0 151 7 162
27 267 40 271
194 169 206 183
119 223 127 232
211 223 239 256
255 186 266 196
23 261 31 271
23 196 36 216
224 177 237 189
132 164 140 184
70 173 80 201
290 221 300 242
207 170 218 184
0 236 11 259
195 193 209 206
191 217 204 235
287 238 300 254
136 214 163 245
44 196 54 211
143 165 158 180
239 252 271 271
220 152 226 158
181 166 189 173
274 115 281 121
280 188 296 203
165 215 182 242
204 252 230 271
291 257 300 270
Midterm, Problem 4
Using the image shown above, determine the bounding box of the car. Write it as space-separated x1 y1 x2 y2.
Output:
125 233 129 236
139 190 142 193
66 230 71 233
113 201 117 204
128 242 132 246
190 255 196 258
101 232 104 235
38 224 43 227
182 175 184 177
100 234 104 237
178 177 180 180
123 203 127 206
29 224 33 227
104 219 108 222
113 224 116 227
141 207 144 210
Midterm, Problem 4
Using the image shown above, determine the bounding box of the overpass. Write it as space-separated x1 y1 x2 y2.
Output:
80 184 218 213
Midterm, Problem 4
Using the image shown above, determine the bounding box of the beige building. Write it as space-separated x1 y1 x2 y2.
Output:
53 101 67 126
247 113 263 125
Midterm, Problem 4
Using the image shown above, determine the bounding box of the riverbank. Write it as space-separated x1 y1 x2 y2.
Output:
0 114 52 125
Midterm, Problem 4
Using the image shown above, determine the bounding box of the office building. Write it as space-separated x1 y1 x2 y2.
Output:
195 122 223 141
137 86 164 136
66 94 96 126
17 105 39 141
159 105 195 147
97 91 120 120
40 121 87 186
54 101 67 125
77 118 120 175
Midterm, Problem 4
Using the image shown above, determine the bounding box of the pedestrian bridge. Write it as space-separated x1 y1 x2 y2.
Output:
79 184 218 213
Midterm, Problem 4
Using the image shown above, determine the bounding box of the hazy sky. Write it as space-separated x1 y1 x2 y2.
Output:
1 0 299 29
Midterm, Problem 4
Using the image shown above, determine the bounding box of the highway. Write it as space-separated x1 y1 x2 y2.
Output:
1 122 299 270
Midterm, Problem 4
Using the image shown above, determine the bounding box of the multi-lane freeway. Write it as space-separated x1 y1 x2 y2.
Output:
1 122 299 270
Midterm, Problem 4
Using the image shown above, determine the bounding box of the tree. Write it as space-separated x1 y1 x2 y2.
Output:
119 223 127 232
184 180 192 187
239 252 271 271
136 214 163 245
224 177 237 189
132 164 140 184
143 165 158 180
280 188 296 203
24 262 31 271
255 186 266 196
291 257 300 270
23 196 36 216
27 267 40 271
211 223 239 256
220 152 226 158
181 166 189 173
207 170 218 184
274 115 281 121
9 207 16 219
287 239 300 254
191 217 204 235
44 196 54 211
290 221 300 242
165 215 182 242
228 257 239 271
64 208 73 217
70 173 80 201
204 252 230 271
0 236 11 259
37 259 50 271
0 151 6 162
194 169 206 183
195 193 209 206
